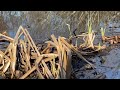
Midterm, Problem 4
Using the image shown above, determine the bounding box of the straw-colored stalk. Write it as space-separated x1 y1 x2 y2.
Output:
60 37 95 68
101 27 106 41
80 19 95 49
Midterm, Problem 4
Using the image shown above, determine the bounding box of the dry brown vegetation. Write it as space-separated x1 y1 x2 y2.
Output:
0 11 120 79
0 25 98 79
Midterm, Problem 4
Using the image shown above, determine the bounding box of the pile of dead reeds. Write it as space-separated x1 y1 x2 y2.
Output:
0 26 94 79
101 27 120 44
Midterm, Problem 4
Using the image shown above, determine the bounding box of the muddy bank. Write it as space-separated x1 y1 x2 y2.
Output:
72 43 120 79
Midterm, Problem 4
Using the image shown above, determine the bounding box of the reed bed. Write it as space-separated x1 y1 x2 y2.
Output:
0 26 95 79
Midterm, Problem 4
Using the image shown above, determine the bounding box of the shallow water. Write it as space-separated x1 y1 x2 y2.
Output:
8 15 120 79
72 21 120 79
91 47 120 79
1 11 120 79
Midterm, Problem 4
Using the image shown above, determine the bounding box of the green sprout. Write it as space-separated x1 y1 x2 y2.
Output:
98 42 101 50
101 27 105 37
66 23 72 38
88 19 92 34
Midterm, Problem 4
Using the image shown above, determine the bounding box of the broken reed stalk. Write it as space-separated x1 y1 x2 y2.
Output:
50 35 64 78
0 50 13 72
0 25 96 79
41 60 54 79
45 35 72 79
3 62 10 74
45 41 57 47
41 43 51 54
19 66 36 79
62 42 72 79
101 27 106 41
0 38 12 42
59 36 72 79
24 28 40 54
0 42 17 78
14 26 54 79
19 40 31 69
50 35 72 78
60 37 95 68
36 64 45 79
10 40 17 78
21 27 35 51
51 35 70 78
20 56 56 79
58 36 65 78
69 34 88 41
41 54 58 57
19 56 43 79
14 26 23 41
44 57 55 62
35 60 45 79
2 58 10 73
0 33 14 42
80 31 95 49
0 26 53 79
0 51 4 70
23 28 54 79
